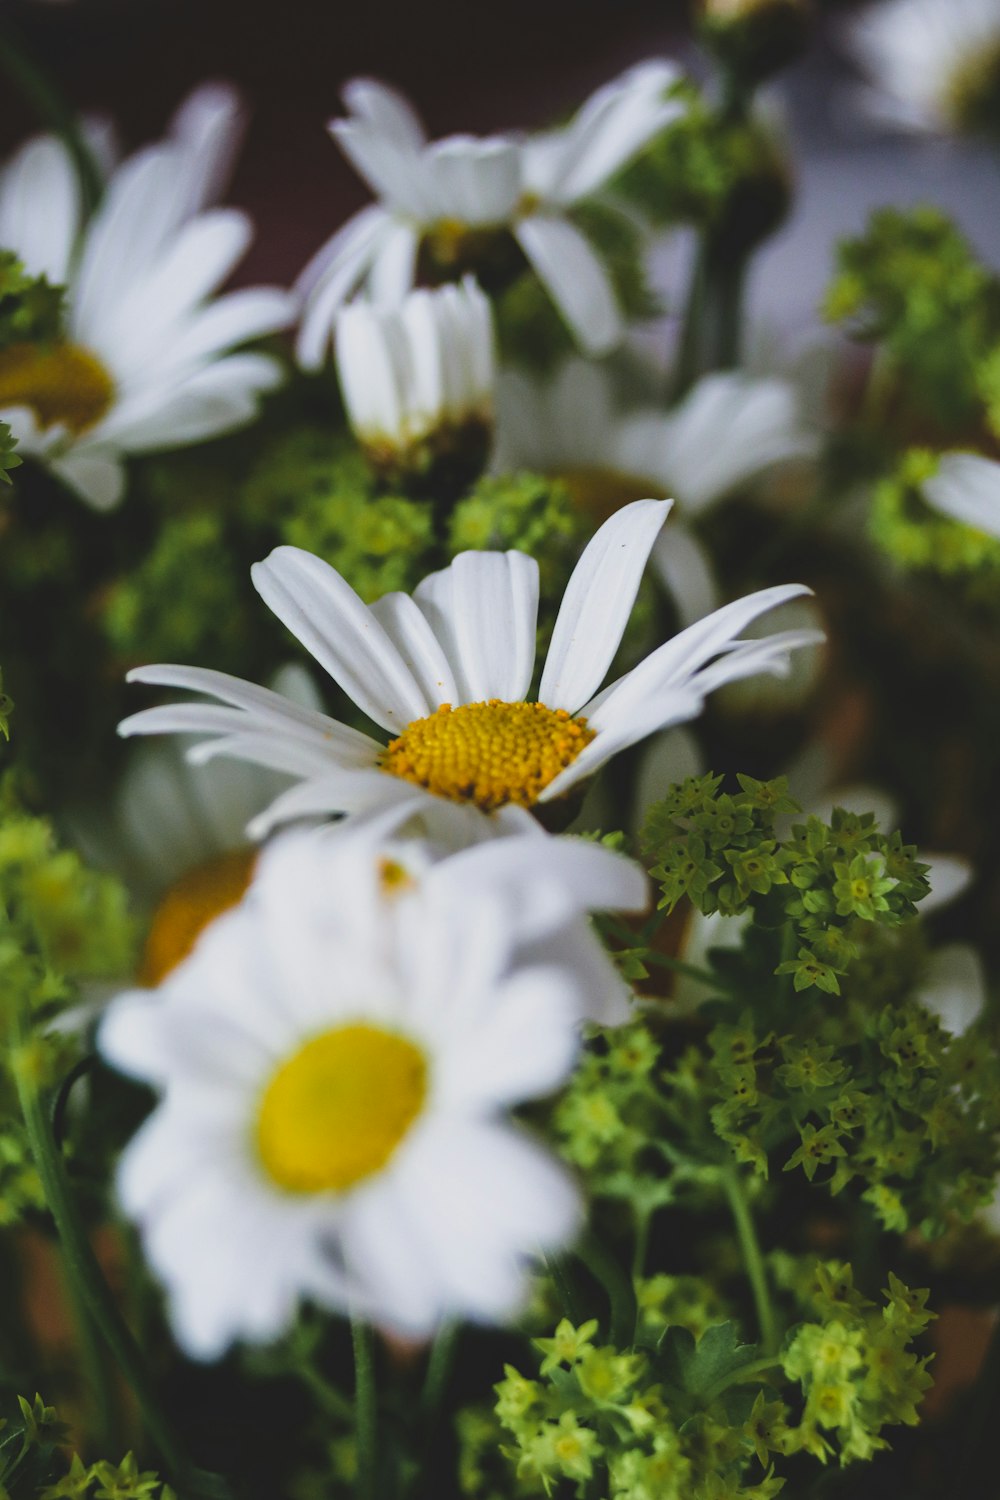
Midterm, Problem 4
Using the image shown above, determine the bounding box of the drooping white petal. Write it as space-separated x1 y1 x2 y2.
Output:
515 214 624 356
539 498 671 712
367 219 420 304
251 546 432 731
652 523 721 627
48 448 125 511
246 769 427 841
296 207 392 370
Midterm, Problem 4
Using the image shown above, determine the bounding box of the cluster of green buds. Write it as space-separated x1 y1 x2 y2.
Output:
0 775 133 1225
0 1393 174 1500
487 1260 931 1500
641 773 930 996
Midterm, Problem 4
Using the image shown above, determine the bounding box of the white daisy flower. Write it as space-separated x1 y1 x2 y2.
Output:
920 451 1000 540
98 827 586 1356
845 0 1000 137
0 84 296 510
296 61 685 368
494 359 814 624
119 498 823 849
312 812 649 1027
336 278 494 488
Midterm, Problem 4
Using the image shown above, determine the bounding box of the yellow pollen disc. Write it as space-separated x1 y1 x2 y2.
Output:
0 341 115 435
140 849 257 987
380 699 596 813
555 467 660 526
256 1024 427 1194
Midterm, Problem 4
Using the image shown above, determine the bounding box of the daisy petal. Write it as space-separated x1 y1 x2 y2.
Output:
447 550 540 703
368 592 459 708
539 499 671 713
252 546 432 731
652 523 721 627
923 452 1000 538
515 215 623 356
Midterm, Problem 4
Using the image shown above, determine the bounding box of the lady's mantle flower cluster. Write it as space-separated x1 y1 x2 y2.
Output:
485 1262 932 1498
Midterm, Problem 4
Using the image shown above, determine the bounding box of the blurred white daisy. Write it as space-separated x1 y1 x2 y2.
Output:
920 451 1000 540
99 827 585 1356
845 0 1000 136
0 84 295 509
313 813 648 1027
119 499 822 848
337 278 494 488
494 359 814 624
297 62 684 367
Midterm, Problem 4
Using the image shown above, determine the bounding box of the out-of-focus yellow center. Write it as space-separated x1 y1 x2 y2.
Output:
256 1024 427 1193
140 849 257 986
0 342 115 434
380 699 595 813
555 467 658 526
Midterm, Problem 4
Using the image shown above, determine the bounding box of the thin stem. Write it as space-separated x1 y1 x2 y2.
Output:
351 1315 378 1500
420 1321 458 1426
721 1165 779 1355
603 917 722 991
60 1261 120 1459
0 24 103 216
575 1231 637 1351
631 1208 652 1282
545 1252 586 1326
11 1034 221 1496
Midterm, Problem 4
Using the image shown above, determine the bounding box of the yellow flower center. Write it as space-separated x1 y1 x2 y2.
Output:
256 1024 427 1193
140 849 257 986
380 699 595 813
0 341 115 435
555 467 659 526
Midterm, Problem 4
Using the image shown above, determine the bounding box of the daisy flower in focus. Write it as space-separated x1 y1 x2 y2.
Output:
99 827 585 1356
845 0 1000 138
0 84 295 509
297 62 684 367
494 360 814 624
119 498 822 848
336 278 495 493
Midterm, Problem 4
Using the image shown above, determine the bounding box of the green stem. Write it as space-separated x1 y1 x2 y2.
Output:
721 1165 779 1355
574 1231 637 1350
0 23 103 216
545 1252 586 1326
631 1208 652 1282
12 1036 221 1496
60 1262 120 1459
420 1321 458 1426
351 1316 378 1500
